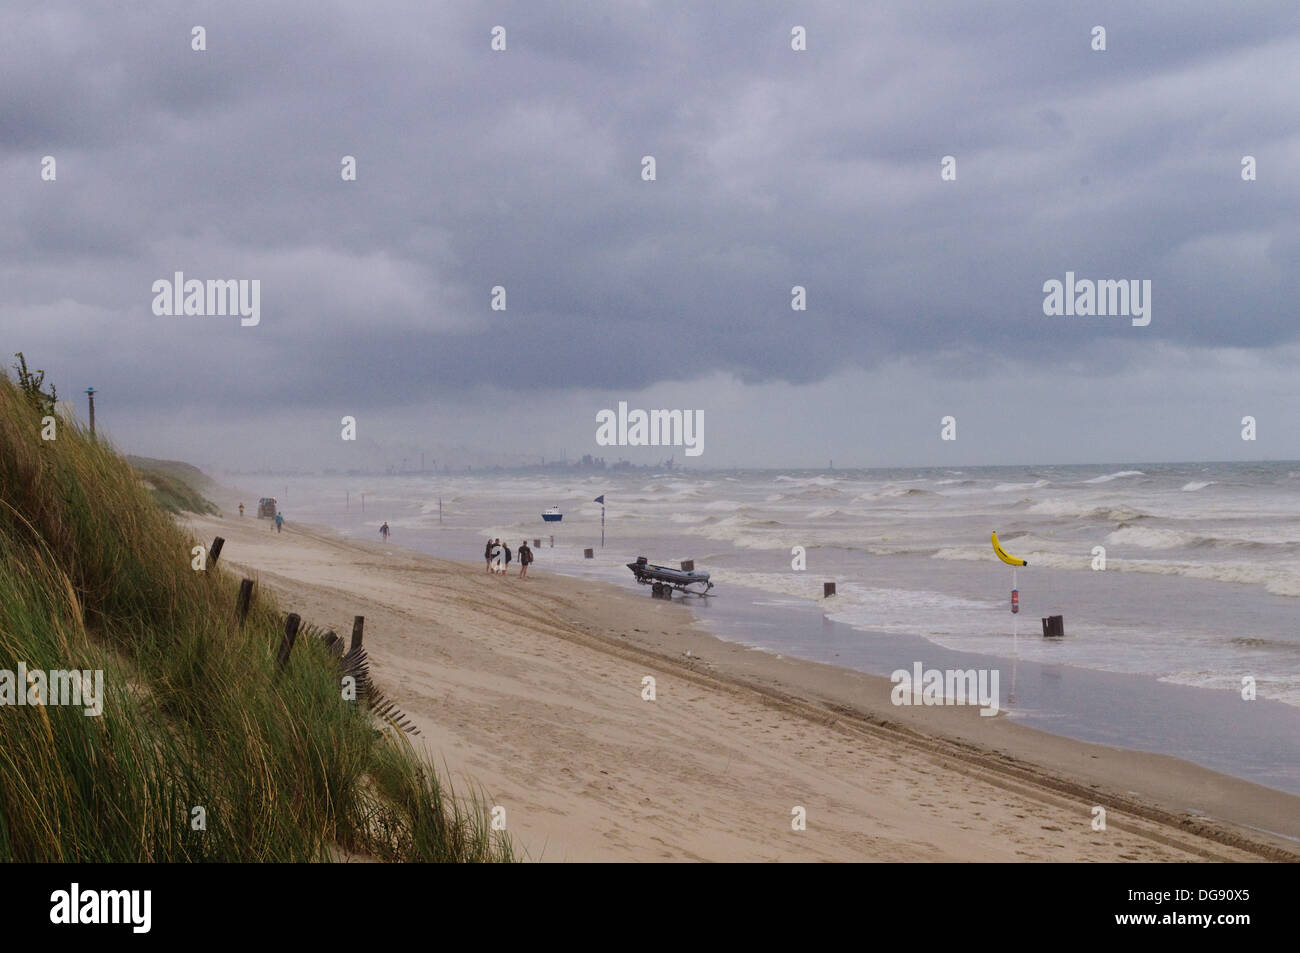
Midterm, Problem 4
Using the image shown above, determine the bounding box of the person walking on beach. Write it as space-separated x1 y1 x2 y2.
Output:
274 511 284 534
485 538 495 573
238 502 244 517
518 541 532 578
380 521 390 541
503 541 512 574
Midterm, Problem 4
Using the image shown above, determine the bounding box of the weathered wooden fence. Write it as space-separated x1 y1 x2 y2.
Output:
237 578 419 734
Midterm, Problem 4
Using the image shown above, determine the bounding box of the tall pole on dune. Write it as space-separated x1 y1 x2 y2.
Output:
84 387 96 437
595 494 606 548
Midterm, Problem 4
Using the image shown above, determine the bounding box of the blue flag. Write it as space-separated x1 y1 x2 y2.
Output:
594 495 605 504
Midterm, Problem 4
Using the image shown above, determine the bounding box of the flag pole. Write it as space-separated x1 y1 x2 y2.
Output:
1011 566 1018 706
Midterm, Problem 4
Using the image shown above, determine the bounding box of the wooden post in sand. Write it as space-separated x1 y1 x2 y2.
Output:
350 616 365 653
277 614 301 669
236 578 254 625
584 548 594 559
208 536 225 567
823 582 836 597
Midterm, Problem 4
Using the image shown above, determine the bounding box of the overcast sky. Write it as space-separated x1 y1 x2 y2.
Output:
3 1 1298 471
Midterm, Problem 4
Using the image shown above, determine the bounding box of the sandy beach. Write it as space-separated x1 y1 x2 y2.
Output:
186 509 1300 862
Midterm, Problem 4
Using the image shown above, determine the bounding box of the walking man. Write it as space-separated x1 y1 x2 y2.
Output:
518 540 532 578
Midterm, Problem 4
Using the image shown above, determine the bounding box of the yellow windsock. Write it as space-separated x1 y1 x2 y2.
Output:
991 531 1028 567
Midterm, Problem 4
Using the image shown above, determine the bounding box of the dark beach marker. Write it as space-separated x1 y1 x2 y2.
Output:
824 582 836 597
584 548 594 559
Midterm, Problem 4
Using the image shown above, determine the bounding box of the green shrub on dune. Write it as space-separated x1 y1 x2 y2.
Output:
0 365 513 862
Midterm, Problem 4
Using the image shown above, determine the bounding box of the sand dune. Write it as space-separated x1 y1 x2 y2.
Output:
186 512 1300 862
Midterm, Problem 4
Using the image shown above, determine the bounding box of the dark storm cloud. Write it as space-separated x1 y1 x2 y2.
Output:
2 0 1297 425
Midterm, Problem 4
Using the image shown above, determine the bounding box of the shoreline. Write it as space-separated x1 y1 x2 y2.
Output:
186 507 1300 861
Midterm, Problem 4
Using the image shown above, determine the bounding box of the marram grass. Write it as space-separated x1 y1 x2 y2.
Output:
0 371 513 862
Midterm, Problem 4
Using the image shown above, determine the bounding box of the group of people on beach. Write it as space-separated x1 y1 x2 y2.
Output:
485 538 532 577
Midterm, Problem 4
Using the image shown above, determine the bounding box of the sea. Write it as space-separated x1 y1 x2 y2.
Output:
269 461 1300 798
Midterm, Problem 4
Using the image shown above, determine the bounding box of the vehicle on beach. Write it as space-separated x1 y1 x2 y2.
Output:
257 497 277 518
542 506 563 522
627 556 713 597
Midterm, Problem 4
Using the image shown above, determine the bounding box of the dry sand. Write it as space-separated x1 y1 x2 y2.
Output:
187 511 1300 862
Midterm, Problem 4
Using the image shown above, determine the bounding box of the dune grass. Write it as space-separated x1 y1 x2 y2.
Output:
0 370 513 862
127 456 220 516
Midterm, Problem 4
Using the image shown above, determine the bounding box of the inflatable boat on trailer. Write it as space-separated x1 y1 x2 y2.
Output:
626 556 714 597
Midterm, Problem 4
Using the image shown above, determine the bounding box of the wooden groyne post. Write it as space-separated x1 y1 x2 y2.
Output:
208 536 225 567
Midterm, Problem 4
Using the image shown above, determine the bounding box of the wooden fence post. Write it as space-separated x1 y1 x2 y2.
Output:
277 613 301 669
209 536 225 567
236 578 254 625
350 616 365 653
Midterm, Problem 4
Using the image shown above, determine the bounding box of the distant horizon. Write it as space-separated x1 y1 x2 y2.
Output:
200 457 1300 480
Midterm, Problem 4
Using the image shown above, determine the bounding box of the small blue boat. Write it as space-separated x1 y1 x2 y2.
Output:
542 506 563 522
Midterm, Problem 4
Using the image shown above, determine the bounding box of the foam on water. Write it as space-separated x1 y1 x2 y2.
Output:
1082 470 1145 484
279 461 1300 707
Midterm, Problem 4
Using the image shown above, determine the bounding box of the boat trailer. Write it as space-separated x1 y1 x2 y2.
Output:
626 556 714 598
